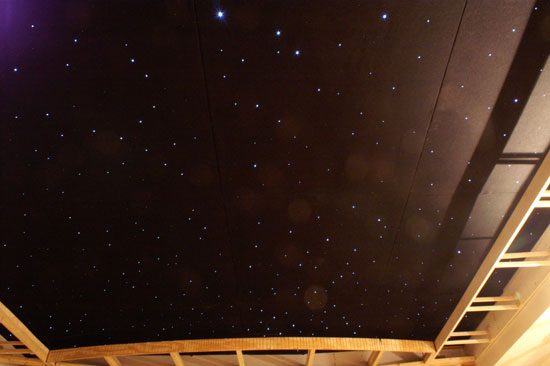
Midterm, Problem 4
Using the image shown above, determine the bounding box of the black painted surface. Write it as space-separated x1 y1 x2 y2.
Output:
1 0 549 349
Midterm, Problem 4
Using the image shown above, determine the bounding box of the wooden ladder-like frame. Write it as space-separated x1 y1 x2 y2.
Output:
424 151 550 364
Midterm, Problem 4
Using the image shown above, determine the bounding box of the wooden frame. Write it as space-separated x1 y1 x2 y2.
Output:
366 351 383 366
0 302 49 362
46 337 434 362
0 302 435 364
170 352 184 366
475 253 550 366
425 151 550 363
383 357 475 366
1 156 548 366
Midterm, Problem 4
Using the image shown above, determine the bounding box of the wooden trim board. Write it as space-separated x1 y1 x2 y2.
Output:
383 356 475 366
367 351 383 366
47 338 435 362
170 352 184 366
0 355 44 366
0 302 49 362
430 151 550 360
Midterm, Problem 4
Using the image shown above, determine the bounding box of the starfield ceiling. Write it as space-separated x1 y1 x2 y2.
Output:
1 0 550 350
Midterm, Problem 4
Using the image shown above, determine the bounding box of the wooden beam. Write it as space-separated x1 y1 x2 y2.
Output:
431 151 550 359
0 356 98 366
236 350 245 366
541 190 550 197
46 337 435 362
0 341 25 346
475 269 550 366
472 296 515 303
0 356 43 366
384 356 476 366
534 200 550 208
367 351 383 366
104 356 121 366
450 330 488 337
444 339 490 346
305 350 315 366
0 302 49 362
0 348 33 354
501 251 550 259
495 260 550 268
466 304 518 312
170 352 184 366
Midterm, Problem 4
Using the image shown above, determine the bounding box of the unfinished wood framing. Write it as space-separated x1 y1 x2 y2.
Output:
236 350 245 366
495 260 550 268
170 352 184 366
0 341 24 346
0 355 44 366
2 157 549 366
426 151 550 363
104 356 121 366
466 304 519 312
472 296 515 303
475 267 550 366
501 251 550 259
46 337 435 362
444 339 490 346
305 349 315 366
0 348 33 354
534 200 550 208
383 356 475 366
450 330 488 337
367 351 383 366
0 300 436 365
0 301 49 362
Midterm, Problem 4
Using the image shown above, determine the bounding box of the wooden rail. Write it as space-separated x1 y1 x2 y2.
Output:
426 151 550 363
47 337 435 362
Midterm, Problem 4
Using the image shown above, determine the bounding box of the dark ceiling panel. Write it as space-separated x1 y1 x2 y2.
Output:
1 0 549 350
196 0 467 340
387 0 548 336
1 0 240 347
410 0 536 197
504 57 550 155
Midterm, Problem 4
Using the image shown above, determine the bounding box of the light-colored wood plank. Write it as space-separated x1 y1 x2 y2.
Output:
470 224 550 360
0 356 43 366
475 270 550 366
450 330 488 337
305 349 315 366
169 353 183 366
541 190 550 197
466 304 518 312
236 350 245 366
47 337 435 362
473 296 515 303
384 356 476 366
0 348 33 355
444 339 490 345
0 302 49 362
0 341 25 346
104 356 121 366
432 151 550 358
496 260 550 268
534 200 550 208
367 351 383 366
501 251 550 259
170 352 184 366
